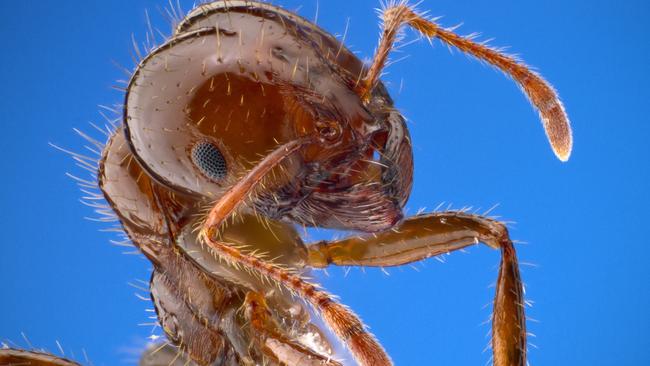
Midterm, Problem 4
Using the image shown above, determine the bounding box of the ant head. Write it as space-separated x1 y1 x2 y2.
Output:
124 2 413 231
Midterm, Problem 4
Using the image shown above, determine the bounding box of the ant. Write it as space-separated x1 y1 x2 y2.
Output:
1 1 571 365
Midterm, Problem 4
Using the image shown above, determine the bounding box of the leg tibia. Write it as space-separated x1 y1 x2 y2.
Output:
494 243 527 366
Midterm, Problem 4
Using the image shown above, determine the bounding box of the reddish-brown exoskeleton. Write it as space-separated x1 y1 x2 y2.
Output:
1 1 572 366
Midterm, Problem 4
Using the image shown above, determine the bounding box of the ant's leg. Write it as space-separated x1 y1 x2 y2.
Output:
307 211 513 267
360 2 572 161
0 349 81 366
244 292 342 366
199 139 392 366
197 239 390 366
308 212 526 366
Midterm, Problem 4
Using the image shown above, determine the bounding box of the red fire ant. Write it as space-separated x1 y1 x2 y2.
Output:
1 1 571 365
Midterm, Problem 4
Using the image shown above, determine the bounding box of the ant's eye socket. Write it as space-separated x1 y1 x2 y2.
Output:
316 120 342 141
191 141 227 182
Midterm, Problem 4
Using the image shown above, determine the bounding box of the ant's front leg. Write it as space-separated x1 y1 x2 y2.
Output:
199 139 393 366
307 212 526 366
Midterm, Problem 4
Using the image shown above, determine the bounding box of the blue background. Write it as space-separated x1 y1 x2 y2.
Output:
1 1 648 365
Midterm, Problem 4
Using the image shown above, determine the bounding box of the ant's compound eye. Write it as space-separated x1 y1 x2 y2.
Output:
191 141 227 182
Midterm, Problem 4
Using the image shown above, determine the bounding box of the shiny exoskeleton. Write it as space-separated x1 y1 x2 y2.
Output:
1 1 572 366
